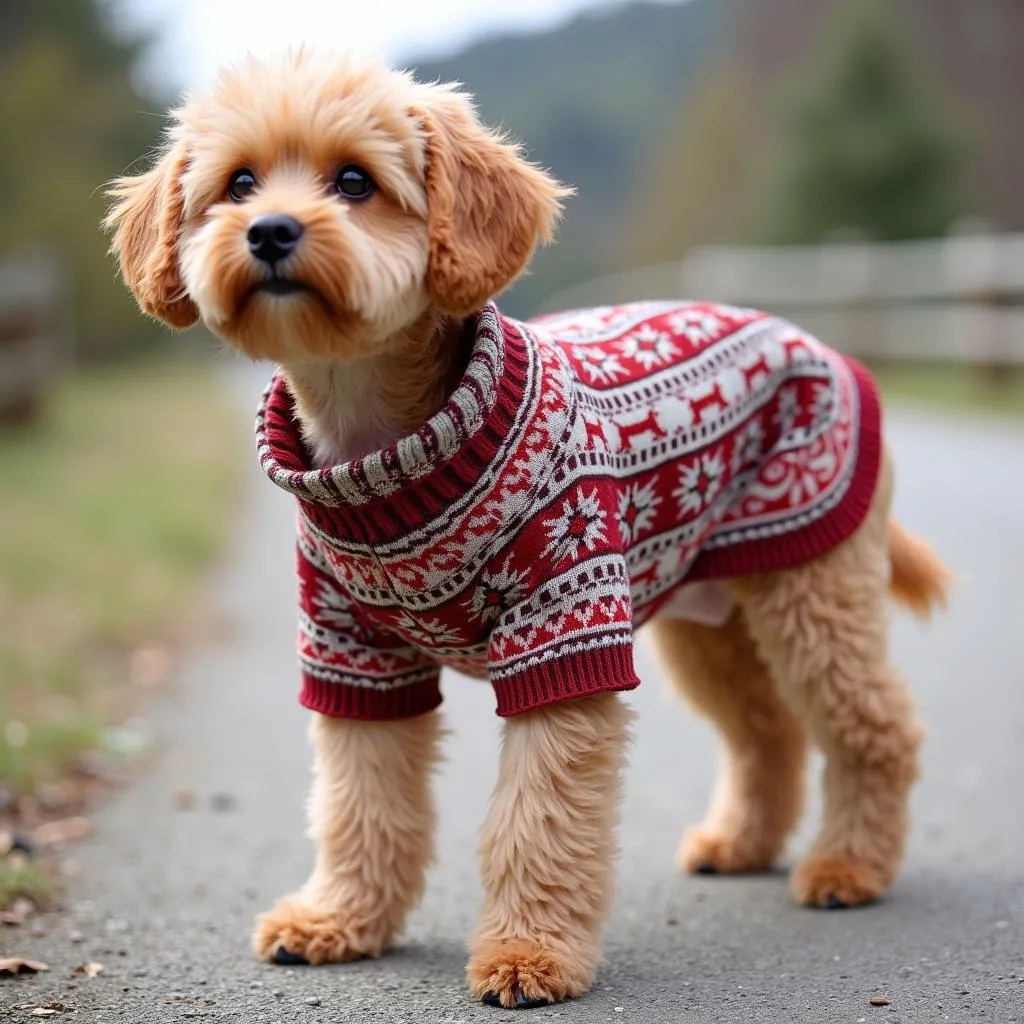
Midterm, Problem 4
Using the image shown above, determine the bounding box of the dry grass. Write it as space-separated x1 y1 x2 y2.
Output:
871 361 1024 417
0 354 245 796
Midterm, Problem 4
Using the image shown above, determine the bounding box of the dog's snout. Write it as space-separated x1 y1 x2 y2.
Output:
247 214 304 265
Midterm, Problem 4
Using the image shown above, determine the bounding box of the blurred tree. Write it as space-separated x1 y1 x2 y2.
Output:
410 0 731 316
756 0 965 244
622 61 759 267
0 1 166 361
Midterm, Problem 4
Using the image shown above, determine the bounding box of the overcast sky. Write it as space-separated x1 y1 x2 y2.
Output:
119 0 683 92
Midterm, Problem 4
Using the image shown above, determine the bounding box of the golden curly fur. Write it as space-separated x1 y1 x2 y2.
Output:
104 48 950 1009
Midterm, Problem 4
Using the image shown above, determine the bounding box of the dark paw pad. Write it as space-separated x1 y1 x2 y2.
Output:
272 946 310 965
823 894 848 910
482 987 552 1010
695 861 718 875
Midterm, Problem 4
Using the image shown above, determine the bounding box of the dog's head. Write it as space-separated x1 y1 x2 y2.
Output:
105 49 570 362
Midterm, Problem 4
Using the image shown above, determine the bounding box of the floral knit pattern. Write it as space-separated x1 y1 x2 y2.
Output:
257 301 882 719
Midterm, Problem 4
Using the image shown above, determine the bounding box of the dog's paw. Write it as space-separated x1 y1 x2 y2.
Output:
792 854 886 908
252 895 388 965
468 938 592 1009
677 826 778 875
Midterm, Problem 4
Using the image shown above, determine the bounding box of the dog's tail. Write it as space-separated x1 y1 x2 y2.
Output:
887 519 952 619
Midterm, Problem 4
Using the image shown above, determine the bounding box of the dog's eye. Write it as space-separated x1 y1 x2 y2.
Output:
334 165 375 200
228 169 257 203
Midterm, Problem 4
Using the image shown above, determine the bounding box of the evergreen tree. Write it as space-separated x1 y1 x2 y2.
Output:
758 0 965 244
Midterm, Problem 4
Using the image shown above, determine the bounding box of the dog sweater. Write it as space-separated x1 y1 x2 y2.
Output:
257 300 881 720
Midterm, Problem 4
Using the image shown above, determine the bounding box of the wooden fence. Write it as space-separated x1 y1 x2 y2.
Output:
0 252 69 423
539 233 1024 367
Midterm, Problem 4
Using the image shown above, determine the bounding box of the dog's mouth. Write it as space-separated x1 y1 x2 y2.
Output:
250 276 311 299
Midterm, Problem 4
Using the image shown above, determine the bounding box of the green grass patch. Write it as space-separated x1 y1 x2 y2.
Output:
0 857 57 910
871 361 1024 417
0 354 245 797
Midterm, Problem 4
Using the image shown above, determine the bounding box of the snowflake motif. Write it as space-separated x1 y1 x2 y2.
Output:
619 324 681 371
466 557 530 624
310 579 359 632
543 486 608 563
667 309 725 346
810 381 835 428
731 418 765 475
572 347 629 384
774 386 801 434
617 480 662 545
674 450 726 516
393 612 463 647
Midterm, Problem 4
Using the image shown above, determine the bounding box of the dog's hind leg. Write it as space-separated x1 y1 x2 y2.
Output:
647 611 807 874
467 692 633 1009
726 453 924 908
252 709 442 964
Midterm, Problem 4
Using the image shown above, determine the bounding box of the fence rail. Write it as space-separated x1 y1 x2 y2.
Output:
539 233 1024 366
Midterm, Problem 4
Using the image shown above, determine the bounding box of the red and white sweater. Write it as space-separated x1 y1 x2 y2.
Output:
257 300 881 720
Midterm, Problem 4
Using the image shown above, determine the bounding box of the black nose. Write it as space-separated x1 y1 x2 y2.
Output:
247 214 304 265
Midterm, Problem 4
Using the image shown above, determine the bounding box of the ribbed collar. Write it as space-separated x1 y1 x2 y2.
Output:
255 302 531 545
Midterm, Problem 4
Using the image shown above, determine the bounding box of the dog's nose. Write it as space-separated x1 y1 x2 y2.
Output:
246 214 304 265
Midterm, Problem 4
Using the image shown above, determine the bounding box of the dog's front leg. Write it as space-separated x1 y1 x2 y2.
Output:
253 710 442 964
467 692 633 1008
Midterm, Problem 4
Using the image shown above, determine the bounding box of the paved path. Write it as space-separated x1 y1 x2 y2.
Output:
4 363 1023 1023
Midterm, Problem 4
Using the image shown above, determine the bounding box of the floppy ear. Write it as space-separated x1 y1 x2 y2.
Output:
411 90 572 317
104 141 199 329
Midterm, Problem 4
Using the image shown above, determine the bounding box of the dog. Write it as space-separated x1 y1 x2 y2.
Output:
104 49 950 1010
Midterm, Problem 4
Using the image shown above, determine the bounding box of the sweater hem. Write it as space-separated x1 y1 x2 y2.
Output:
685 356 883 581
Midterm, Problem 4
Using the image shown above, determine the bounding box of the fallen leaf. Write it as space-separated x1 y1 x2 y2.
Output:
73 962 104 978
171 789 196 811
0 898 35 927
31 817 94 848
12 897 36 919
869 996 892 1007
129 644 172 688
0 957 50 975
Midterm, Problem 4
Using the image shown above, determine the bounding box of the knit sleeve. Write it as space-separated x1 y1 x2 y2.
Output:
296 533 442 719
485 551 641 717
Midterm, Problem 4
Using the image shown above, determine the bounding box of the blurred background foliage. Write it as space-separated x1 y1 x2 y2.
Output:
412 0 1020 316
754 1 966 245
2 0 1020 346
0 0 167 362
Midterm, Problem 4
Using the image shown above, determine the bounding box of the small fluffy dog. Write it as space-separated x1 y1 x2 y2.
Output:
105 50 950 1009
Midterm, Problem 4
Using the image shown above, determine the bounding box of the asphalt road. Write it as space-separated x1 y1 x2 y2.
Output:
4 365 1023 1023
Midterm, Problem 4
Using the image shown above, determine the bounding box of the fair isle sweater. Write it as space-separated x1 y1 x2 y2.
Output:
257 300 881 720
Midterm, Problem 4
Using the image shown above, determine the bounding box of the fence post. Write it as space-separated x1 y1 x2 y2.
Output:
820 228 873 358
0 251 67 426
944 217 1007 390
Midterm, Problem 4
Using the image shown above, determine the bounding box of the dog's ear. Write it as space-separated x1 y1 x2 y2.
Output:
104 141 199 329
410 89 572 317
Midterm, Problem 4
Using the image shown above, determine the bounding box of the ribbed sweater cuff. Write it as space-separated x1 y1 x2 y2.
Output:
492 642 640 717
300 673 442 720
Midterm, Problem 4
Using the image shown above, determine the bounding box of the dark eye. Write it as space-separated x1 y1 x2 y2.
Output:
334 165 375 199
228 169 257 202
